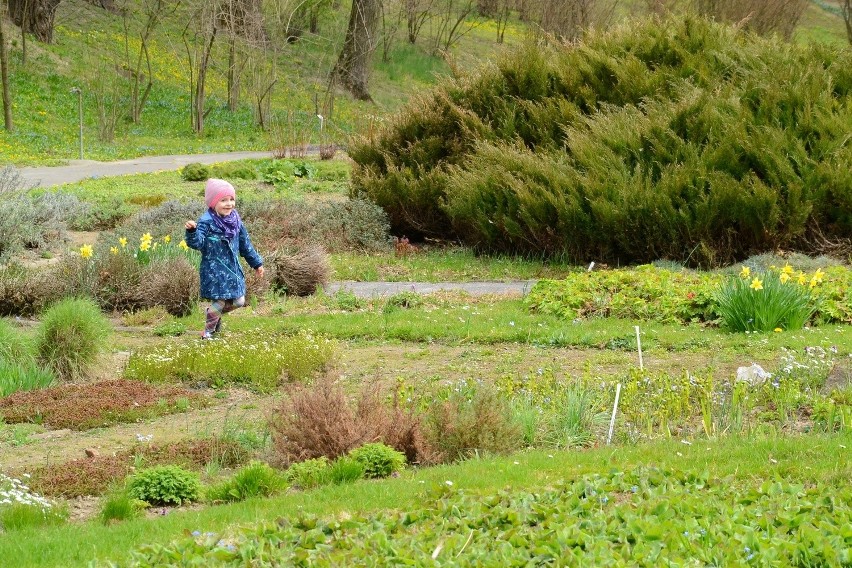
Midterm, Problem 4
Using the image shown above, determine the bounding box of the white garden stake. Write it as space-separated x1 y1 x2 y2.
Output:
635 325 644 370
607 382 622 445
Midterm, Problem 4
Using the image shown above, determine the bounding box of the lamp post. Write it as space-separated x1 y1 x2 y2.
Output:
70 87 83 160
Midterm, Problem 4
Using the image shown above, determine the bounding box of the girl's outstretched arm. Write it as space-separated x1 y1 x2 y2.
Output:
184 219 207 251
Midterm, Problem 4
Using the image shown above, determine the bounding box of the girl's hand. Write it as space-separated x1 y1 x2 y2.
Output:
256 266 265 278
185 220 197 230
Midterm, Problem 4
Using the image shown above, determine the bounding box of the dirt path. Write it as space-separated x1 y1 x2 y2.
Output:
1 342 752 473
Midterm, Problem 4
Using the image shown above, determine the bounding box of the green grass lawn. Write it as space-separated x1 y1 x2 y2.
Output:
0 432 848 567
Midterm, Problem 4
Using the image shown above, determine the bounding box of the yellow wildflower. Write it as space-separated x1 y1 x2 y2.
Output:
163 235 171 244
740 266 751 278
779 272 790 284
781 263 794 275
110 246 118 255
139 241 151 252
773 327 782 333
812 268 824 284
179 240 189 251
809 277 818 289
80 244 93 259
141 233 153 243
797 271 806 285
119 237 127 248
750 277 763 291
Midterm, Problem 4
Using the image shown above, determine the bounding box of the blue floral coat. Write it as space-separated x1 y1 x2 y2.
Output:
185 211 263 300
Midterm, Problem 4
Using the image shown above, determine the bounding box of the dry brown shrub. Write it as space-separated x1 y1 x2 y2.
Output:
22 438 250 497
137 256 199 316
270 376 433 467
0 264 67 316
423 385 523 463
267 245 330 296
0 379 207 430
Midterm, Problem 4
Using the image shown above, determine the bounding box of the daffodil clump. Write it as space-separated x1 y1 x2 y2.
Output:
715 264 823 333
80 232 192 265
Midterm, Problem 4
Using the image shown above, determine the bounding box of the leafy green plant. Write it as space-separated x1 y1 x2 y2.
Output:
127 465 201 506
348 443 406 479
292 162 316 179
383 291 423 312
35 297 111 381
181 163 210 182
153 321 186 337
206 461 287 503
715 266 819 332
285 457 331 490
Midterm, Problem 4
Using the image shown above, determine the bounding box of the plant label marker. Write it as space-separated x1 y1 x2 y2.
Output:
587 261 595 271
635 325 643 370
607 382 622 445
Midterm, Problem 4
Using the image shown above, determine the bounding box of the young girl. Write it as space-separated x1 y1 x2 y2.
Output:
185 178 265 339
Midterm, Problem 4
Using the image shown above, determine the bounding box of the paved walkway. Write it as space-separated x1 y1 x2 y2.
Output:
326 280 537 298
13 151 538 297
15 151 274 187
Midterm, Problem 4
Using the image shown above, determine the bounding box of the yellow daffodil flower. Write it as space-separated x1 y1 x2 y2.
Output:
110 246 118 255
119 237 127 248
179 240 189 251
80 244 93 259
797 271 806 285
141 233 153 243
774 327 783 333
740 266 751 278
163 235 171 244
750 277 763 291
781 263 794 275
809 277 818 289
779 272 790 284
812 268 824 284
140 241 151 252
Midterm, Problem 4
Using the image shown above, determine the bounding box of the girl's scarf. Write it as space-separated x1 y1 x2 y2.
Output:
209 208 242 240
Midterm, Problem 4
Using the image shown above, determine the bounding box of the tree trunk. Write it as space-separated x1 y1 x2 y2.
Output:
332 0 380 101
843 0 852 45
9 0 60 43
0 13 13 130
193 26 216 133
228 35 239 111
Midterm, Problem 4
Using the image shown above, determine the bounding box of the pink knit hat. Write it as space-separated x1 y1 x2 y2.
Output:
205 178 235 208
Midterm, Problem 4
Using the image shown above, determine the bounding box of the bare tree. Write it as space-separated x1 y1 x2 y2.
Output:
433 0 480 53
1 6 12 131
532 0 619 41
182 1 217 133
8 0 58 42
405 0 435 43
696 0 807 40
218 0 266 111
495 0 509 43
244 48 277 128
331 0 380 101
379 0 402 61
842 0 852 45
121 0 181 123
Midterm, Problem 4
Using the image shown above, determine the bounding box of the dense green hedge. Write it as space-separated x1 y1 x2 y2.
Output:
349 17 852 266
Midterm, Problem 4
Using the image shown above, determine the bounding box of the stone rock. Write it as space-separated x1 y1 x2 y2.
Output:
84 448 99 458
822 357 852 394
736 363 772 386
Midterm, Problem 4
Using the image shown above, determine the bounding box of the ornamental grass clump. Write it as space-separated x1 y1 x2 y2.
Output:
715 265 821 332
206 461 287 504
35 298 111 382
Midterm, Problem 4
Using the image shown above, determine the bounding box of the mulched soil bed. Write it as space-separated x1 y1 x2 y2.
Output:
17 438 252 497
0 379 208 430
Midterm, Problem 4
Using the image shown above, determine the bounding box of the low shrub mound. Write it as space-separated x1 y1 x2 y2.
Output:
350 17 852 266
125 330 336 392
35 298 111 382
20 438 250 498
0 379 208 430
266 245 330 296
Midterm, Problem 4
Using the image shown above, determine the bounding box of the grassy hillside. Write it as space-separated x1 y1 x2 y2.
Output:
0 0 847 166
